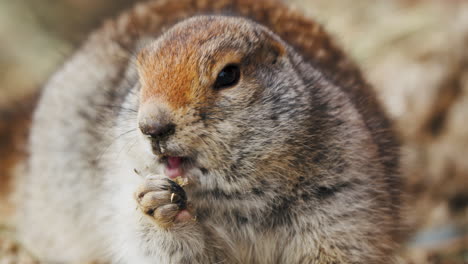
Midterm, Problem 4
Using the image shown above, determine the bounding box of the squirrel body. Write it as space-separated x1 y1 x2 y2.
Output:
15 0 401 263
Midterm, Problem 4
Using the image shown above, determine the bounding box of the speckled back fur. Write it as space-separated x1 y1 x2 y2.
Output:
15 0 402 263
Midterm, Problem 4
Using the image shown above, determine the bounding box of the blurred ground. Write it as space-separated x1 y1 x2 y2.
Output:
1 0 468 263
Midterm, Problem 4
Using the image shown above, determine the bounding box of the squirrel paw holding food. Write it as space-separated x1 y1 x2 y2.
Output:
135 175 192 228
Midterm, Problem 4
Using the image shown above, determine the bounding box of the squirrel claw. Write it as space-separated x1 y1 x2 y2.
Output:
135 176 189 228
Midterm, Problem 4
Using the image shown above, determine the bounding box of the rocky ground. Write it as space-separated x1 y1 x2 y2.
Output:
1 0 468 263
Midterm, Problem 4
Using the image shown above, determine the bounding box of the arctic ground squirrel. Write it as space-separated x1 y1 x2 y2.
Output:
12 0 402 263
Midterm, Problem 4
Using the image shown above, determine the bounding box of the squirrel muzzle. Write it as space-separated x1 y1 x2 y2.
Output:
138 103 177 155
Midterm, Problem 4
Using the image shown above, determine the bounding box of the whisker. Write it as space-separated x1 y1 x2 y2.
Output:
95 104 138 113
96 128 138 163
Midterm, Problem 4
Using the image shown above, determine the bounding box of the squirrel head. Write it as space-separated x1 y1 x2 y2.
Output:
135 16 326 188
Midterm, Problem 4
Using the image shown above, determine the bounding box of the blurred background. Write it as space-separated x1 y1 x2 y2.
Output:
1 0 468 263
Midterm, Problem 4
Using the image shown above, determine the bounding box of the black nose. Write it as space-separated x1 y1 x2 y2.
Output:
140 121 176 141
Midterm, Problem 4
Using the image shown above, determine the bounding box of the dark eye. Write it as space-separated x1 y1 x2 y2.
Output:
213 64 240 90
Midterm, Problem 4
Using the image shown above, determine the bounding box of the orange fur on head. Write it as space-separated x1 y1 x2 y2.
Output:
137 43 199 110
136 16 285 112
136 18 218 111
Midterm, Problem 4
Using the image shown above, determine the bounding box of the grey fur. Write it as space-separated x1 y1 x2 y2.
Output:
16 7 401 264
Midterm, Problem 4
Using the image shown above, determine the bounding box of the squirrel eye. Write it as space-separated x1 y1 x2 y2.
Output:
213 64 240 90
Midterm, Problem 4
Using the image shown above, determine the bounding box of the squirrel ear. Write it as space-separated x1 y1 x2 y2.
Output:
260 34 286 65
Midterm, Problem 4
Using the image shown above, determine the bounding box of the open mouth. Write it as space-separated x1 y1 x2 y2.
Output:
161 156 194 185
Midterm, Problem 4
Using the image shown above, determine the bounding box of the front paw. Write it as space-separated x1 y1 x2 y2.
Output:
134 175 191 228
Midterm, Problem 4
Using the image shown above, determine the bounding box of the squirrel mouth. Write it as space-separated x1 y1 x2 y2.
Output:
162 156 192 180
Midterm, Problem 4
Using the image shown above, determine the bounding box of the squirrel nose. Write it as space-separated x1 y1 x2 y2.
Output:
138 104 176 155
138 104 176 140
140 121 176 141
